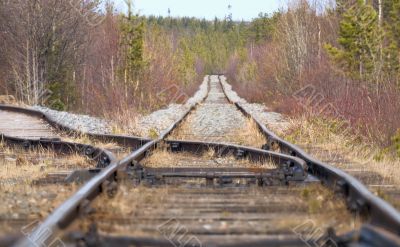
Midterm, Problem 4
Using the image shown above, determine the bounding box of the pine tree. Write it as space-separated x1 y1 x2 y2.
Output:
325 0 383 82
383 0 400 84
119 0 145 98
249 13 276 43
224 5 234 31
387 0 400 46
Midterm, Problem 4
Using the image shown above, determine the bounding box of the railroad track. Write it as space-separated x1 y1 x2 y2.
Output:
0 75 399 247
0 105 152 246
0 145 96 239
298 144 400 211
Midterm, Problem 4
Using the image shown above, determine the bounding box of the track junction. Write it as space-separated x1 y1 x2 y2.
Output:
0 75 399 247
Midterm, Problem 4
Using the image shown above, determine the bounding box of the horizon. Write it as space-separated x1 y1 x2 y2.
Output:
111 0 283 21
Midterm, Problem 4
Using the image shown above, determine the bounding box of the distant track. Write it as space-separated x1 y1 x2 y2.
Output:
0 75 399 247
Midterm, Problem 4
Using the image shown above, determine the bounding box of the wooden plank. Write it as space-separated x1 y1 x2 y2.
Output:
0 110 57 139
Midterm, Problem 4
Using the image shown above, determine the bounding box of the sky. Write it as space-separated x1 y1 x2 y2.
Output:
112 0 283 21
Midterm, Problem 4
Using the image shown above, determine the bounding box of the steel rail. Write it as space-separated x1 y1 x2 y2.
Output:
67 140 309 185
13 76 311 247
127 141 308 185
65 224 400 247
9 75 400 246
163 139 307 180
0 104 150 170
67 233 315 247
0 134 117 169
0 104 151 150
219 75 400 236
12 76 212 247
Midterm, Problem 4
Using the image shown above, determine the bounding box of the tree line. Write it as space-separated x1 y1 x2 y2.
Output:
0 0 247 113
0 0 399 145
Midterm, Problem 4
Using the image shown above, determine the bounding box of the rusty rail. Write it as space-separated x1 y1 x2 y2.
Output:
0 104 151 150
2 75 399 246
219 75 400 236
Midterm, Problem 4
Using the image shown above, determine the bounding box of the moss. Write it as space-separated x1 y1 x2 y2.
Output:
148 128 159 139
49 99 65 111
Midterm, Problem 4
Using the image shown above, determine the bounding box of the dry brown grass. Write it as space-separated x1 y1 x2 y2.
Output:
0 142 94 187
0 96 29 107
283 116 400 212
274 185 360 236
62 134 130 158
233 118 267 147
0 95 16 104
0 143 82 235
169 117 267 148
297 184 361 234
284 116 400 186
142 147 276 169
103 108 142 135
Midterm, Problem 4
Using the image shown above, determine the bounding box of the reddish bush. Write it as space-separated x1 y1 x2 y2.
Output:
228 42 400 145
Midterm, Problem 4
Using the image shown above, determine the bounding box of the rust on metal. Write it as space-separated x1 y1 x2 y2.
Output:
1 75 400 247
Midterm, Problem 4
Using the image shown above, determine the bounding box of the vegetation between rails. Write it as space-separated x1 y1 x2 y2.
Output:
0 144 84 235
1 0 399 156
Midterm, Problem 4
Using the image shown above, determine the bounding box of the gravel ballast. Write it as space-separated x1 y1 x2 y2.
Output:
30 75 287 138
32 106 112 134
168 75 266 147
29 76 209 138
132 76 209 137
169 75 248 141
220 76 289 133
133 104 188 137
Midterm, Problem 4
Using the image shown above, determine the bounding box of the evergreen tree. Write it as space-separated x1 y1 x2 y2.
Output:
226 5 234 30
325 0 383 82
383 0 400 83
387 0 400 46
249 12 278 43
119 0 144 97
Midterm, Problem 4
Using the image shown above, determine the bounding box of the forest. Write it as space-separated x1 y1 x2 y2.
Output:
0 0 399 150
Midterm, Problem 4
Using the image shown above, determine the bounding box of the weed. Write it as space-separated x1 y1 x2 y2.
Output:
391 129 400 158
148 128 159 139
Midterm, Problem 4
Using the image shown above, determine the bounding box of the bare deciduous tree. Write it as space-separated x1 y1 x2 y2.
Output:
0 0 101 105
